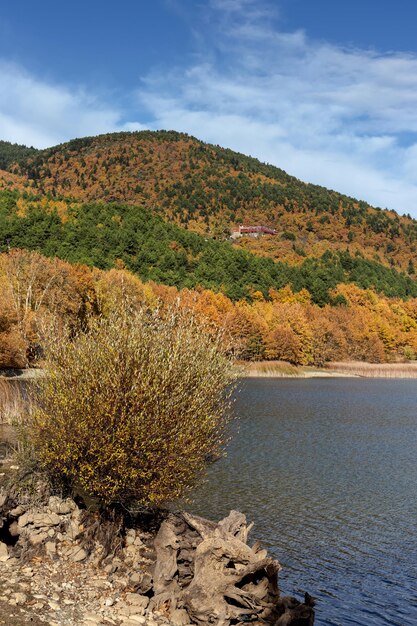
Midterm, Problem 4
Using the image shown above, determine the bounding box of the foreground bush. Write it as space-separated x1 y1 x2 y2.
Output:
26 305 235 508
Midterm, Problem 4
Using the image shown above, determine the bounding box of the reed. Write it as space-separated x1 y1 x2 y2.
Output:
0 379 25 425
237 360 301 377
325 361 417 378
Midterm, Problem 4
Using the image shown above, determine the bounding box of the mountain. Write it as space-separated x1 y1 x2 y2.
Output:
0 131 416 275
1 132 417 367
1 190 416 305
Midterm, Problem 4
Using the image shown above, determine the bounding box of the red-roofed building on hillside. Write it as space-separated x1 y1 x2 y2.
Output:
231 225 277 239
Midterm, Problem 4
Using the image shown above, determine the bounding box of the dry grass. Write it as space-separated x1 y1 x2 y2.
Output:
0 379 25 425
325 361 417 378
237 360 301 377
237 359 417 378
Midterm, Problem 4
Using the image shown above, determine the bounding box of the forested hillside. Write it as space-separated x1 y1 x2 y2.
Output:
1 249 417 370
1 131 416 368
0 131 416 273
1 189 416 305
0 140 37 171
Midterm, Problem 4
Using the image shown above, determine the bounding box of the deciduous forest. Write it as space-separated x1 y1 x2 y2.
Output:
0 131 416 369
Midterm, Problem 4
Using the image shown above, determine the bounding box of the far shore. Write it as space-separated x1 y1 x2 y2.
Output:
0 368 44 380
2 361 417 382
238 360 417 379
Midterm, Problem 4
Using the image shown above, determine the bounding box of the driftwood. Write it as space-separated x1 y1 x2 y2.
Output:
151 510 315 625
1 481 315 626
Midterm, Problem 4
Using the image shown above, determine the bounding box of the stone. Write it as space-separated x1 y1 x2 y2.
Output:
71 507 82 520
130 570 153 595
71 546 88 562
129 572 142 584
45 541 57 556
114 602 132 617
124 617 146 625
32 512 61 528
18 511 32 527
48 496 62 512
13 592 27 605
90 578 110 589
8 521 20 537
66 520 81 540
83 612 103 624
124 544 139 558
49 496 76 515
170 608 191 626
29 531 48 545
18 582 30 591
22 567 34 577
0 541 9 562
9 505 25 516
124 593 149 614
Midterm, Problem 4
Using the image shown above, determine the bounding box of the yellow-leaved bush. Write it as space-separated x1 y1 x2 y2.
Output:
25 304 236 508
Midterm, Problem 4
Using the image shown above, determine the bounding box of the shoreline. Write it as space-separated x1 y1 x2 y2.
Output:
0 463 315 626
237 360 417 379
2 362 417 381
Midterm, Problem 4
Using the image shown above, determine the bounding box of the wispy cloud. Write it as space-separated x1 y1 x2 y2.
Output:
136 0 417 215
0 62 145 148
1 0 417 216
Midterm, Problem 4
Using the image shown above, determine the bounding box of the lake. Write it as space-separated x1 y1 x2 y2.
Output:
189 378 417 626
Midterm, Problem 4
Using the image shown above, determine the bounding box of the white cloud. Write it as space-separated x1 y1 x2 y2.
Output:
0 62 146 148
1 0 417 217
136 1 417 216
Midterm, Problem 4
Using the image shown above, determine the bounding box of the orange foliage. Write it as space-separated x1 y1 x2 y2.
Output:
8 132 417 274
0 251 417 369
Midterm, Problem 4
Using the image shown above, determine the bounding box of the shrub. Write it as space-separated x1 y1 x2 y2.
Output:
26 305 236 508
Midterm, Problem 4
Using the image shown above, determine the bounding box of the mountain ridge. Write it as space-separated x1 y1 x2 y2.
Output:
0 130 416 275
1 132 417 366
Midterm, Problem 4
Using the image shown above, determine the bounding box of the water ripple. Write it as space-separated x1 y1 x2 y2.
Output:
189 379 417 626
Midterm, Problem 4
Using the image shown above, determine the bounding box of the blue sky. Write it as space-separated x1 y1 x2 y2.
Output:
1 0 417 216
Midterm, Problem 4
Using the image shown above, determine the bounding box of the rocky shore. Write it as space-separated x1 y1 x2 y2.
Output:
0 463 315 626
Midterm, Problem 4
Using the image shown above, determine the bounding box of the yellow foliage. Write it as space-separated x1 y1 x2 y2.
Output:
26 305 235 507
1 250 417 370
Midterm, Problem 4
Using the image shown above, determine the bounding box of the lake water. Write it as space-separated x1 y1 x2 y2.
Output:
189 378 417 626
